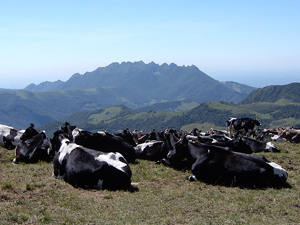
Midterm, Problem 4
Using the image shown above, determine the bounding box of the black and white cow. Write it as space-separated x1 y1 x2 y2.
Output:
60 122 76 141
241 136 280 153
210 136 253 154
148 129 173 155
71 129 137 163
227 117 261 137
134 140 164 160
19 123 40 142
13 131 53 164
114 129 137 147
164 136 288 187
0 124 24 149
51 130 132 190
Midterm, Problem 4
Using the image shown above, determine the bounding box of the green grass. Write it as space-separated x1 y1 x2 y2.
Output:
0 143 300 224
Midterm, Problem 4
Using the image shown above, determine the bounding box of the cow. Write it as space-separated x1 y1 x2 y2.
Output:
134 140 164 160
227 117 261 137
210 136 253 154
60 122 76 140
132 129 150 144
19 123 40 141
241 136 280 153
71 128 137 163
13 131 53 164
148 129 173 155
114 129 137 147
51 130 132 190
278 127 300 143
0 124 24 149
164 136 288 187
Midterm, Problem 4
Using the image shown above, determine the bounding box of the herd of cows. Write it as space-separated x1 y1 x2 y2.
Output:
1 117 297 190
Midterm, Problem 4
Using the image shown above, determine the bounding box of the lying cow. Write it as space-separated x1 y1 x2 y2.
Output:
210 136 253 154
164 136 288 187
19 123 40 141
0 124 24 149
114 129 137 147
241 136 280 153
60 122 76 140
13 131 53 164
134 140 164 160
51 130 132 190
227 117 261 137
71 129 137 163
279 127 300 143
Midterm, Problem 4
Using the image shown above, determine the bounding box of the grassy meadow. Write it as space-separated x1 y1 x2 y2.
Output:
0 142 299 224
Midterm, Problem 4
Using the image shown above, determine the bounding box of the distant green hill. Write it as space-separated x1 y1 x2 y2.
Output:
0 88 121 128
40 100 300 137
135 100 200 112
241 82 300 104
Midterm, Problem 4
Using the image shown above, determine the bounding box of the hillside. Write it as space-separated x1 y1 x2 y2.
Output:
40 100 300 136
241 82 300 104
135 100 200 113
221 81 256 95
0 88 122 128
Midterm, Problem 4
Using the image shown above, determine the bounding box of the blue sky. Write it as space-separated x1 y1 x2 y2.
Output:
0 0 299 89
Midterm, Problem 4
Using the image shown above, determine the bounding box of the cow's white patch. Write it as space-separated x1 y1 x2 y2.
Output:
267 162 288 179
47 147 51 155
97 131 106 136
95 152 128 173
271 135 280 141
188 175 198 181
211 139 218 144
58 139 79 164
265 142 276 151
71 128 83 139
138 142 153 152
186 135 198 141
0 125 13 146
228 117 237 123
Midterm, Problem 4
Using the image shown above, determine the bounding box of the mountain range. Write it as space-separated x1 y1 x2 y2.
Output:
0 61 256 128
40 82 300 135
25 61 254 105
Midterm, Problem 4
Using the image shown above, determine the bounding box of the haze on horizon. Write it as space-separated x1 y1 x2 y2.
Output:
0 0 299 89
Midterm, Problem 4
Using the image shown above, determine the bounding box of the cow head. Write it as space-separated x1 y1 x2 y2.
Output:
61 122 76 140
165 136 193 168
20 123 39 141
50 130 69 153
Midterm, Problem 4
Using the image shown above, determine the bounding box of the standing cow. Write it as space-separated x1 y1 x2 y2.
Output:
227 117 261 137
